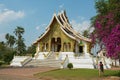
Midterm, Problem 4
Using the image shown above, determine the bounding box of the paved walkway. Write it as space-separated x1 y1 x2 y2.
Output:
0 67 57 80
0 67 119 80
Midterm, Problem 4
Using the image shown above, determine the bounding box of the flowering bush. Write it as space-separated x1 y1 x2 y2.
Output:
93 11 120 59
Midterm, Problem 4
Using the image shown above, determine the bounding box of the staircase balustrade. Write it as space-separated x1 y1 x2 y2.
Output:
91 56 96 68
55 52 61 60
61 54 69 68
21 57 32 66
42 51 53 59
34 52 39 59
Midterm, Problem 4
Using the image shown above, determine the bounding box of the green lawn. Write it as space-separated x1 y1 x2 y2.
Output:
35 69 120 80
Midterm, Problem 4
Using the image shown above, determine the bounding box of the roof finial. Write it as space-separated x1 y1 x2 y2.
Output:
63 9 66 14
54 10 56 14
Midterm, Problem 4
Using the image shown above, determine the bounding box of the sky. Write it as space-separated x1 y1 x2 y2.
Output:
0 0 96 47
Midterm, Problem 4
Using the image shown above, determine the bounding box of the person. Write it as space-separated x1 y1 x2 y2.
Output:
98 61 104 76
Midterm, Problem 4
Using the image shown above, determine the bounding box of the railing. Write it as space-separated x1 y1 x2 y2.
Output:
103 56 109 69
43 51 52 59
61 54 69 68
21 56 32 66
34 52 39 59
55 52 61 60
91 55 96 69
43 53 47 58
47 51 52 58
95 56 109 69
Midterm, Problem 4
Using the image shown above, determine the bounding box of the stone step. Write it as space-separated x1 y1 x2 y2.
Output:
27 61 61 65
25 58 62 68
26 62 61 66
26 62 61 68
73 64 94 69
25 52 62 68
26 64 61 68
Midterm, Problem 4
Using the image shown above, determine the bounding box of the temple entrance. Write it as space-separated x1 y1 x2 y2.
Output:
51 37 61 52
79 46 83 53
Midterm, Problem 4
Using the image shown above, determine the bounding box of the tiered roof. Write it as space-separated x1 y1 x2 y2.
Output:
34 11 91 44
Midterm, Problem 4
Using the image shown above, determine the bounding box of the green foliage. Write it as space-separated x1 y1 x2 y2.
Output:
0 41 14 65
16 38 26 55
26 45 36 57
91 0 120 28
67 63 73 69
0 26 28 65
14 26 26 55
0 61 5 66
5 33 16 47
14 26 25 39
3 51 14 64
5 26 26 56
95 0 108 15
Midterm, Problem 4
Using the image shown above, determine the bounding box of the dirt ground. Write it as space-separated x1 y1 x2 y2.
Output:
0 67 57 80
0 67 119 80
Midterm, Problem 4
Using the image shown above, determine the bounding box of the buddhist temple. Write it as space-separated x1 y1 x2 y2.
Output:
10 11 111 69
33 11 91 54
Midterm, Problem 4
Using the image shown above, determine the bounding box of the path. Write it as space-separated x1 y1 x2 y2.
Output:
0 67 57 80
0 67 119 80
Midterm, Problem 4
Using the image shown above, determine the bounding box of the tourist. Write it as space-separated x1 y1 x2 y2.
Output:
98 61 104 76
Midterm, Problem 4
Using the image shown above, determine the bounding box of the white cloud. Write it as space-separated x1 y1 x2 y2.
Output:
36 26 40 30
0 33 5 41
59 4 64 9
89 27 94 33
0 4 25 24
70 20 91 33
77 16 85 21
36 24 47 30
0 9 25 24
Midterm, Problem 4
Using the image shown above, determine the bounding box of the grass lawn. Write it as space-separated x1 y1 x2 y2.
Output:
35 68 120 80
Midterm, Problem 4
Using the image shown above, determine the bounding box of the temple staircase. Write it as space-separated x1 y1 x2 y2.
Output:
25 52 62 68
60 52 96 69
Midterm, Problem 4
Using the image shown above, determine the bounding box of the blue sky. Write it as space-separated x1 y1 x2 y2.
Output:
0 0 96 46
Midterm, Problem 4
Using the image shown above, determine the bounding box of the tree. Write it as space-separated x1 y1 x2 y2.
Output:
0 41 14 64
26 45 36 57
91 0 120 60
14 26 26 55
5 33 16 48
14 26 24 39
0 42 6 60
82 30 89 38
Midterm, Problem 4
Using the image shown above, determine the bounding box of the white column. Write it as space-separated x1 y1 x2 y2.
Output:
75 42 78 53
45 43 46 51
37 43 40 52
84 42 87 53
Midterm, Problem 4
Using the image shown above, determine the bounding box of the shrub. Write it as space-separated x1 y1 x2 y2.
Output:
0 61 4 66
3 51 14 64
67 63 73 69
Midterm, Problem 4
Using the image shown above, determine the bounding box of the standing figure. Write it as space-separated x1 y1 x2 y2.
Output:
98 61 104 76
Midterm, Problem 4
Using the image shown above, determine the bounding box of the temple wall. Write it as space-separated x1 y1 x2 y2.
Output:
36 18 75 52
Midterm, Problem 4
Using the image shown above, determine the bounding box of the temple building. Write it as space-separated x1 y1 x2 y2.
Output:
33 11 91 54
10 11 111 69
